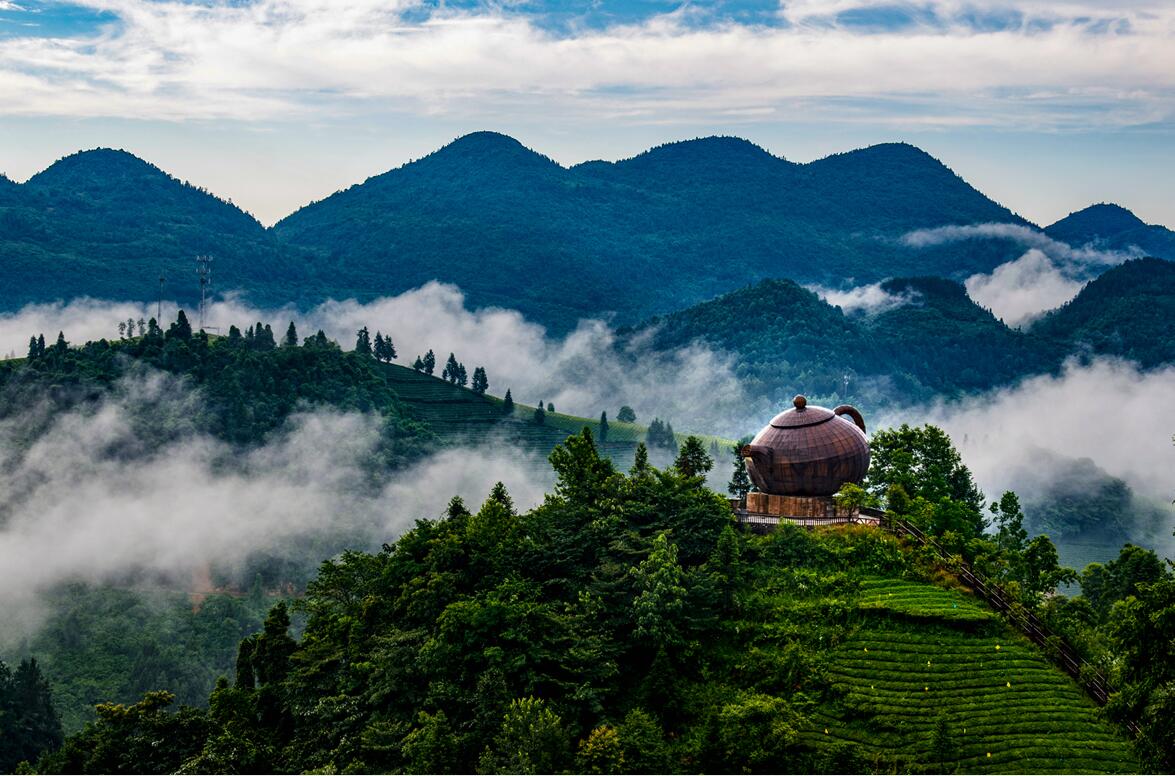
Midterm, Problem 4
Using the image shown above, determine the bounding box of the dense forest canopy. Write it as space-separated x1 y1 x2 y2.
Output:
3 420 1169 773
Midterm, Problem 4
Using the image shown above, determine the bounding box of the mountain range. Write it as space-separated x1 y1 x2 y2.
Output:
2 132 1171 333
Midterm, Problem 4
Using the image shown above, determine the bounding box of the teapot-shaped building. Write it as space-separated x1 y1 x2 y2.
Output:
737 395 878 527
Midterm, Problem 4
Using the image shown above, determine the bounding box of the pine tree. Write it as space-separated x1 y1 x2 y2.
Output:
457 363 468 387
259 324 276 350
444 353 460 384
423 349 436 375
383 334 397 361
355 326 372 356
413 356 424 372
228 325 242 342
631 443 651 476
599 411 609 442
488 482 515 514
534 403 546 426
27 336 39 360
674 436 713 478
167 311 192 341
283 321 298 347
503 389 514 415
53 331 68 354
36 333 45 356
728 441 752 500
471 367 488 395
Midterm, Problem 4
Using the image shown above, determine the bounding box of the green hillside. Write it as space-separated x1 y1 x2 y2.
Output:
1045 204 1175 261
805 576 1135 773
0 149 312 310
1032 257 1175 367
633 276 1056 404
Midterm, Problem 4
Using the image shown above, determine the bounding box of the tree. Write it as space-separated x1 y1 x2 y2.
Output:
0 658 64 773
534 402 546 426
728 440 751 500
1021 535 1076 601
27 335 40 360
631 532 687 647
618 405 637 423
991 491 1028 555
53 331 69 354
577 725 624 774
423 349 436 375
599 411 609 442
355 326 372 356
457 363 468 387
503 389 514 415
443 353 460 384
373 331 396 362
646 418 678 452
472 366 488 395
482 697 569 774
137 318 146 336
118 321 127 339
674 436 713 478
631 443 651 476
413 355 424 371
283 321 298 348
373 332 385 360
546 402 554 413
168 311 192 341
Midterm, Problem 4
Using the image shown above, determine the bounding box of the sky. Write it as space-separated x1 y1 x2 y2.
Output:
0 0 1173 227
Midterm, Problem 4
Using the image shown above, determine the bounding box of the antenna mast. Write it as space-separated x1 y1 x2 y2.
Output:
196 255 213 331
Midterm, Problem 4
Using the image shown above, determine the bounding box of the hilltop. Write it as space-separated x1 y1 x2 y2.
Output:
1046 203 1175 260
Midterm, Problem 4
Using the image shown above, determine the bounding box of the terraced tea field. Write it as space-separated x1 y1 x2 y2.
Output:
803 576 1137 773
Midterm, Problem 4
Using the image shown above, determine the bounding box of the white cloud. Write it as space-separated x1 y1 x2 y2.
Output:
806 281 916 314
963 248 1084 326
901 221 1142 324
0 369 555 642
887 356 1175 551
0 0 1171 128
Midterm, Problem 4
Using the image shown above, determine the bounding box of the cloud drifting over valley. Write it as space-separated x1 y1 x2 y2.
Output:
902 222 1141 325
0 371 554 642
885 357 1175 551
0 283 762 437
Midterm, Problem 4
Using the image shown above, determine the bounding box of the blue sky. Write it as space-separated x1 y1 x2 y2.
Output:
0 0 1172 227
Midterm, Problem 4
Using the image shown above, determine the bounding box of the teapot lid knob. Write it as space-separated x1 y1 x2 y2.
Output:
793 394 807 410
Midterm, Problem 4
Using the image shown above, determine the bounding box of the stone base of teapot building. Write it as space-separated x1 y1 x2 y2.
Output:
730 493 881 532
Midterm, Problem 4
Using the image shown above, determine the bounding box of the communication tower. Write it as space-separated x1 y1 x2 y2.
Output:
196 255 213 331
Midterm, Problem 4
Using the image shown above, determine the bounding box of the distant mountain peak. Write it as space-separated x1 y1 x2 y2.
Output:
426 131 560 168
1048 203 1147 235
27 147 172 190
613 135 784 170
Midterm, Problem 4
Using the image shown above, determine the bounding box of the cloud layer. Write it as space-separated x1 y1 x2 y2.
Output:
0 0 1172 130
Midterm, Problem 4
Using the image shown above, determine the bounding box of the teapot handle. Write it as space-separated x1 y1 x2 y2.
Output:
833 405 867 433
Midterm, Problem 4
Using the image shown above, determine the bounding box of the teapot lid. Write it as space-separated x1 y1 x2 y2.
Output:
769 395 835 429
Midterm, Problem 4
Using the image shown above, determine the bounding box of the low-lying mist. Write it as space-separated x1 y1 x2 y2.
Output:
0 371 553 645
0 284 763 438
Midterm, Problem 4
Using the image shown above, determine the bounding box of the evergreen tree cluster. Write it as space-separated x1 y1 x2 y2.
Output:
645 417 678 452
0 658 64 773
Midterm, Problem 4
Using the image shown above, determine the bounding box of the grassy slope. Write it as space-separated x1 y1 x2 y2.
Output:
376 360 735 471
802 572 1136 773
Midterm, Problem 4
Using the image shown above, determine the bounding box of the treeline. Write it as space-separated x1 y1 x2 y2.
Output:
5 311 433 458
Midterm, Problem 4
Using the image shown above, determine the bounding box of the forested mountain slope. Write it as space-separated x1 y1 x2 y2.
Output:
274 133 1030 331
0 149 310 309
1032 257 1175 367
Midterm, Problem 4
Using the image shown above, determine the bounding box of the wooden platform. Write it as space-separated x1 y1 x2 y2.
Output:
728 494 881 531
